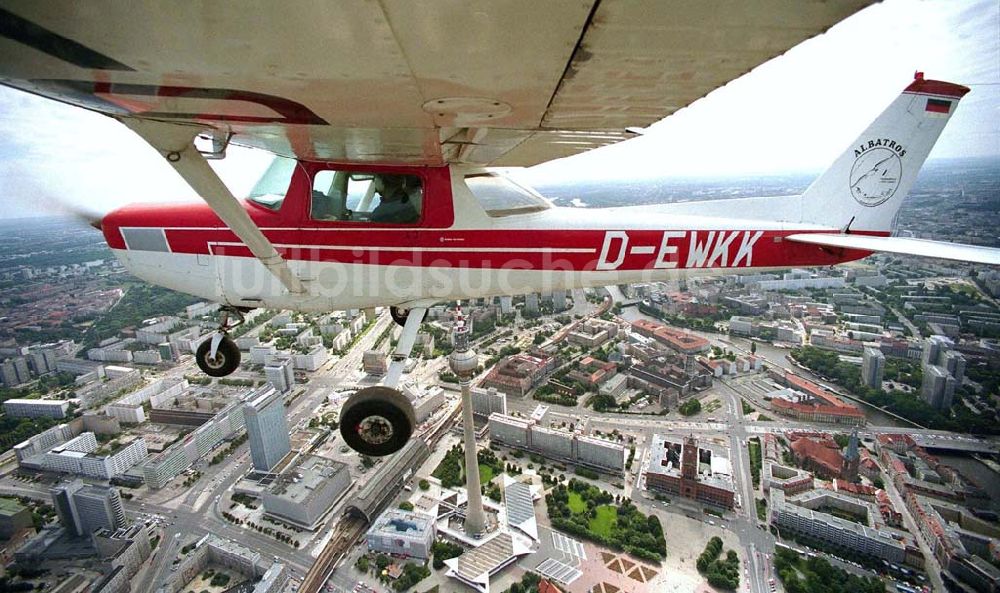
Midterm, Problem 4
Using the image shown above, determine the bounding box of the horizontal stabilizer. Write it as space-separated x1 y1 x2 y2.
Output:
785 234 1000 266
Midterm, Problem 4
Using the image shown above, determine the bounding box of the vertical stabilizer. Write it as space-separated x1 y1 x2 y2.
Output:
799 74 969 233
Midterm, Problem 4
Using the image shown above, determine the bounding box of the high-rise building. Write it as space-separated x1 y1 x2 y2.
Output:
244 386 291 472
524 293 539 314
50 480 127 537
27 348 58 375
264 356 295 393
921 365 956 410
918 334 963 410
0 357 30 387
940 350 966 383
922 335 951 367
552 289 568 312
923 334 966 376
861 346 885 389
470 386 507 419
499 295 514 315
50 481 84 535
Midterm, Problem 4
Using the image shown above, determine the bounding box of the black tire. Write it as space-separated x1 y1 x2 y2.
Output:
195 335 241 377
390 306 427 327
339 386 415 456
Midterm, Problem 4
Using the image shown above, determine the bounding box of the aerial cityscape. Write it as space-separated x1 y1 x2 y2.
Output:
0 158 996 593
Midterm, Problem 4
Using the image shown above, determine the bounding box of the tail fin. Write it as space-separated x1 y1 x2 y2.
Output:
799 73 969 233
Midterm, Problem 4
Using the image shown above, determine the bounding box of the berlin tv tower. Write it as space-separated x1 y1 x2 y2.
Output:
449 303 486 536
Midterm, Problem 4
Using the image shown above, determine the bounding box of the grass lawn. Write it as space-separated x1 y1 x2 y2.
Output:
565 492 617 540
748 438 762 488
588 505 617 538
478 464 494 484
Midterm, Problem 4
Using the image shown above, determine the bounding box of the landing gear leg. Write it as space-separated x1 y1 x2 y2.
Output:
341 306 427 456
390 306 427 328
195 306 248 377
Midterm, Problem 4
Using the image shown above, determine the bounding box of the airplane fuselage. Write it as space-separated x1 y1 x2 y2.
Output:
101 165 871 312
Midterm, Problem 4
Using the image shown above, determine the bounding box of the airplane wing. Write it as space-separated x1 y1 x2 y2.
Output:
785 234 1000 266
0 1 872 166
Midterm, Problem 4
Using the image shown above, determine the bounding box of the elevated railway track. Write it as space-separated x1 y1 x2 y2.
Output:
299 403 462 593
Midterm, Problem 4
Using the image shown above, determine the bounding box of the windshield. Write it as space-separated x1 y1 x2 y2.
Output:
465 173 551 217
247 155 299 210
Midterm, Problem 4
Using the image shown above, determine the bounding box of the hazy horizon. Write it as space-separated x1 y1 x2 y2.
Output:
0 0 996 219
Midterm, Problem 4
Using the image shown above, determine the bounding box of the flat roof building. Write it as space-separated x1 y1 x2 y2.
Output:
142 401 245 488
4 398 69 419
366 509 435 560
489 413 626 475
566 318 617 348
470 386 507 420
166 534 287 593
644 434 734 509
921 364 956 410
50 480 127 537
264 356 295 393
362 350 388 376
262 455 351 529
0 498 32 538
38 435 148 480
862 346 885 389
770 489 907 564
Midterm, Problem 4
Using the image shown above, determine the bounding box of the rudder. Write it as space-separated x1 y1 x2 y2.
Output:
799 73 969 233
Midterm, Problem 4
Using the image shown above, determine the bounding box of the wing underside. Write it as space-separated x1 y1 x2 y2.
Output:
786 234 1000 266
0 0 872 166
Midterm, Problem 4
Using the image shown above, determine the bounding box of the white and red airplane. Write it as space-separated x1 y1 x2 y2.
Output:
1 2 997 455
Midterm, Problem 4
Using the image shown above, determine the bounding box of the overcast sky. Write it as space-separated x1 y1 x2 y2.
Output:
0 0 996 219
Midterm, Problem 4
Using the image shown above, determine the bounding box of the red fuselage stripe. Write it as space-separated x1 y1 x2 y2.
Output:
112 227 880 271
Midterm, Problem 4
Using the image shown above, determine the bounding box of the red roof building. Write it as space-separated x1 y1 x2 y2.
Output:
565 356 617 387
480 353 555 396
790 436 848 480
876 489 903 527
630 320 710 354
771 372 865 426
876 433 916 455
833 479 876 500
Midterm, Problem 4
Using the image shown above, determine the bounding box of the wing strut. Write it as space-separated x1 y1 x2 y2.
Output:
120 117 306 295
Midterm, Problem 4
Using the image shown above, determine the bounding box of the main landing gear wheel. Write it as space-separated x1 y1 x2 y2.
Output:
390 306 427 328
195 335 241 377
340 386 415 457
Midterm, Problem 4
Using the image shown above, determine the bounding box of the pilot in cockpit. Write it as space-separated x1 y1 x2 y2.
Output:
371 174 419 223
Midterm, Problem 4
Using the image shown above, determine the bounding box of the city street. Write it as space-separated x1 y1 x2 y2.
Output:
4 297 996 593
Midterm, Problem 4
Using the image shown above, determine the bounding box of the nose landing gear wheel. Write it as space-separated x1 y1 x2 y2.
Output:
390 306 428 328
339 386 415 457
195 335 241 377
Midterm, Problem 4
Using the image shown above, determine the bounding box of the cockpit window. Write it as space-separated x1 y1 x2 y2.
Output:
311 170 422 224
248 155 298 211
466 173 551 217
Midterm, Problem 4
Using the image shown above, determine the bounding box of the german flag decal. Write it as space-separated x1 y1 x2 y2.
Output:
926 98 952 114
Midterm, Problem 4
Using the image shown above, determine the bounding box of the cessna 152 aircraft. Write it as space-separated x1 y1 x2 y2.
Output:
1 2 998 456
